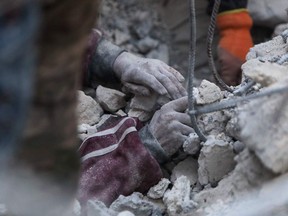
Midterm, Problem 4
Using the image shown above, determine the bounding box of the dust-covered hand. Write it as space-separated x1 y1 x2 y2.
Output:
148 96 194 157
113 52 187 99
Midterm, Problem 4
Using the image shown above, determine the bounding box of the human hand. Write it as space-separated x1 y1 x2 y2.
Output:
113 52 187 99
148 96 194 157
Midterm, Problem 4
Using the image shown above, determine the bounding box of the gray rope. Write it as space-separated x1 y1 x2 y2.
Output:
189 85 288 115
207 0 234 93
187 0 206 142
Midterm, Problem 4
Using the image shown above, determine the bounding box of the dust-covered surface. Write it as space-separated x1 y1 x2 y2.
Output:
2 1 288 216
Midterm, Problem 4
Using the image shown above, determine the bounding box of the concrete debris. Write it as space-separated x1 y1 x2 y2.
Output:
110 192 163 216
242 59 288 87
96 85 127 113
183 132 201 155
196 80 223 105
147 178 171 200
127 109 153 122
87 200 116 216
171 157 198 186
71 1 288 216
193 149 275 215
246 35 288 62
128 94 170 122
198 111 230 135
117 211 135 216
198 136 236 185
239 79 288 173
163 176 197 216
77 91 104 125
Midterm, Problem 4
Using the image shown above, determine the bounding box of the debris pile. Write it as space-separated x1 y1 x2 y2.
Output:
74 1 288 215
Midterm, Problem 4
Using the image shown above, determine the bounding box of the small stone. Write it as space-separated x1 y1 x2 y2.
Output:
96 85 127 113
198 136 236 185
136 37 159 54
163 176 197 216
171 157 198 186
183 132 201 155
196 80 223 105
147 178 171 199
232 141 246 154
87 200 116 216
117 211 135 216
77 91 103 125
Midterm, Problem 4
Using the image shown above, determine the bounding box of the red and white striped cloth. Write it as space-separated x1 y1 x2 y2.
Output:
77 116 162 207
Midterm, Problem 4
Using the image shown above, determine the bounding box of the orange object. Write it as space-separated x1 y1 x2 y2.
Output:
217 10 253 61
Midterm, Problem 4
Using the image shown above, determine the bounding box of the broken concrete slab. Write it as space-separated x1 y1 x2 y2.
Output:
163 176 197 216
193 149 275 215
77 91 103 125
183 132 201 156
239 81 288 174
147 178 171 200
87 200 116 216
96 85 127 113
196 80 223 105
110 192 162 216
171 157 198 186
242 59 288 87
198 136 236 185
246 35 288 62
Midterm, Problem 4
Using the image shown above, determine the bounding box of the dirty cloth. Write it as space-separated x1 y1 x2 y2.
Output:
77 116 163 207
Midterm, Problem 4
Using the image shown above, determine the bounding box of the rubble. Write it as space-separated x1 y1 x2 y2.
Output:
170 157 198 186
183 132 201 155
147 178 171 200
96 85 127 113
110 193 163 216
163 176 197 216
196 80 223 105
74 0 288 215
198 136 236 185
77 90 103 125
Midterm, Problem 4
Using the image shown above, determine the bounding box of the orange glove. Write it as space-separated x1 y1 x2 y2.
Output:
217 10 253 86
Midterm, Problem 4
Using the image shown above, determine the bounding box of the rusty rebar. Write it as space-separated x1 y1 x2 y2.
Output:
207 0 234 92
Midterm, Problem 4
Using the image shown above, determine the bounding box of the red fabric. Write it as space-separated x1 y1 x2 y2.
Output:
77 116 163 207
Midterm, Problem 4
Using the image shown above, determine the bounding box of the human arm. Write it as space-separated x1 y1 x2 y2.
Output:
83 29 186 99
207 0 253 86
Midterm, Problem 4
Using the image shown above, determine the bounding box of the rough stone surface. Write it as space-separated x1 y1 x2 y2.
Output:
110 192 162 216
147 178 171 200
196 80 223 105
192 150 275 215
246 35 288 62
183 132 201 155
117 211 135 216
87 200 116 216
242 59 288 87
77 91 103 125
198 136 236 185
171 157 198 186
198 111 230 135
239 80 288 173
96 85 127 113
127 109 153 122
163 176 197 216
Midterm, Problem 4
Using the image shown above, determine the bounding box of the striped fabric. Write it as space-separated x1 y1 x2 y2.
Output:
77 116 162 207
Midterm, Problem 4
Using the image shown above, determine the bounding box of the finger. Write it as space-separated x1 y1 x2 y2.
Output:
153 71 181 99
123 82 151 96
173 113 193 127
163 96 188 112
159 66 187 98
127 71 168 95
161 63 185 83
174 123 194 136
